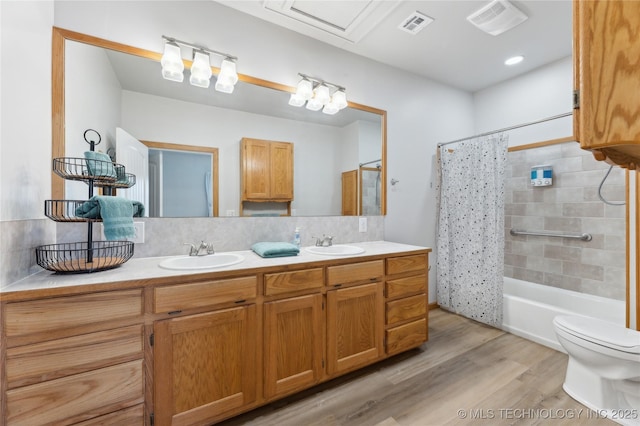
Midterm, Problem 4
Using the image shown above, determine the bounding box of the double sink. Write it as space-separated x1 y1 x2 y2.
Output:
159 245 365 271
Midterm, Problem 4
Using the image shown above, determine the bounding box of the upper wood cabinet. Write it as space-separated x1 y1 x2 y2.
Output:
241 138 294 201
573 0 640 169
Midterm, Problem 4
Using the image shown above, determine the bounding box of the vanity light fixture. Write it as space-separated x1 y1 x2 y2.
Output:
161 36 238 93
289 73 348 115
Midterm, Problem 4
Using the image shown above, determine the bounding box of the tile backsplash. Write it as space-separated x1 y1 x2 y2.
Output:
0 215 384 288
504 142 626 300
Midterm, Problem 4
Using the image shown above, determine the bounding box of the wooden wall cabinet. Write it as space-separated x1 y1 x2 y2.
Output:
573 0 640 169
240 138 293 214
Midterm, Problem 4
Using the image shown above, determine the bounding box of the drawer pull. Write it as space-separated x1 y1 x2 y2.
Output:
168 310 182 315
234 299 247 304
334 284 342 288
369 277 377 282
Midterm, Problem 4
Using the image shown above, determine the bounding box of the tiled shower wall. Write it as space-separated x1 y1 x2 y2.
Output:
505 142 626 300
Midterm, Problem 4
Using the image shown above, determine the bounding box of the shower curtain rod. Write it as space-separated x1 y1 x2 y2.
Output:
437 112 573 147
360 159 382 167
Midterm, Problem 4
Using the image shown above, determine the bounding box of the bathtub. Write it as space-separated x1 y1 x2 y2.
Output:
502 277 626 352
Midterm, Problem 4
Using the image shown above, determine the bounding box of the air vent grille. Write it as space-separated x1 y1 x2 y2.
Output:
467 0 528 36
398 11 434 35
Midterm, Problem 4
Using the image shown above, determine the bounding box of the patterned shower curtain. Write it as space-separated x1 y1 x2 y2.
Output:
436 134 508 327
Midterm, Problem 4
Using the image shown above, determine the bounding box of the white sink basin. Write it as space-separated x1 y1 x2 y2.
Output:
159 253 245 270
305 245 365 256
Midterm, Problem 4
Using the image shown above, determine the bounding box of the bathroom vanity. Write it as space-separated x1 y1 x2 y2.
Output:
0 241 430 426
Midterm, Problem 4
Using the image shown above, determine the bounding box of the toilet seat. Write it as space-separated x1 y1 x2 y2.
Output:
553 315 640 355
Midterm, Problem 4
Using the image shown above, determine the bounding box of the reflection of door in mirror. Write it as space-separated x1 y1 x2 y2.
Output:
143 141 219 217
116 128 149 215
341 170 357 216
359 165 382 215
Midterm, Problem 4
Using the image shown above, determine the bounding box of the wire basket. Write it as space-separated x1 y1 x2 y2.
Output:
52 157 131 185
35 241 134 273
44 200 102 222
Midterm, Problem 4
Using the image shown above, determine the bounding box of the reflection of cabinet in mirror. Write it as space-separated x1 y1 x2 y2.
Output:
240 138 293 216
341 165 382 216
341 170 357 216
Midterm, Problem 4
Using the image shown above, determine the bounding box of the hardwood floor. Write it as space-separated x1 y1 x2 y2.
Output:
221 308 614 426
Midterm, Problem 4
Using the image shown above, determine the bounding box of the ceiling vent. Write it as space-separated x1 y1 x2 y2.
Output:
398 11 434 35
466 0 528 36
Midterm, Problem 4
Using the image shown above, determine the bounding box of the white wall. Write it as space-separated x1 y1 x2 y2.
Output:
0 1 53 221
473 56 574 145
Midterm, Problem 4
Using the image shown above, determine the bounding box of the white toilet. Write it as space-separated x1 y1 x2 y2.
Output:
553 315 640 426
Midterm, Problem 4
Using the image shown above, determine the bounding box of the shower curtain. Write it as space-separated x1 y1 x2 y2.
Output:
436 134 508 327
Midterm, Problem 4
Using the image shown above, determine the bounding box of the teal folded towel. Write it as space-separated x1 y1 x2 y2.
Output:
75 196 144 240
84 151 116 179
252 242 300 258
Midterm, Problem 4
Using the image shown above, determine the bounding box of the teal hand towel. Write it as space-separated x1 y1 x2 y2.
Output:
75 196 136 240
252 242 300 258
84 151 116 179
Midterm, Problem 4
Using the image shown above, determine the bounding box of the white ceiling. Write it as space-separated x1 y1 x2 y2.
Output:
217 0 573 93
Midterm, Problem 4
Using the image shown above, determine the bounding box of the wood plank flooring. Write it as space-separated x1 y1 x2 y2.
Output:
220 308 614 426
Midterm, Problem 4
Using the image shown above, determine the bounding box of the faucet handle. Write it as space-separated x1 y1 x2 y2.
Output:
184 242 197 256
206 243 215 255
312 236 323 247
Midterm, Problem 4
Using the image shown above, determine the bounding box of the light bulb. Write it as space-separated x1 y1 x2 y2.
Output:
189 50 212 88
160 41 184 82
289 93 306 107
215 58 238 93
295 78 313 100
314 84 331 105
332 89 348 110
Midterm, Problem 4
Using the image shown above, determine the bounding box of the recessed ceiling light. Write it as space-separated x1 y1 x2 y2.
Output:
505 55 524 66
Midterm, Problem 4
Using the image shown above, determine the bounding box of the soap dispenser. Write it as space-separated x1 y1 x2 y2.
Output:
293 227 301 248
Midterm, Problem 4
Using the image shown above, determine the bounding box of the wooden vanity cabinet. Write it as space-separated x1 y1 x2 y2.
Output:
385 254 429 355
152 276 258 426
153 305 257 426
326 260 385 376
1 289 145 425
240 138 293 202
573 0 640 169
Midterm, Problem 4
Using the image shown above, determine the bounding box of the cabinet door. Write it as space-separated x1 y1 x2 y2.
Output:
154 305 257 426
264 294 323 400
574 0 640 167
326 282 384 376
242 139 270 199
270 142 293 199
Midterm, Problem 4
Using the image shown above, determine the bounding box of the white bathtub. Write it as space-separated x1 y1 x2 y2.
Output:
502 277 626 352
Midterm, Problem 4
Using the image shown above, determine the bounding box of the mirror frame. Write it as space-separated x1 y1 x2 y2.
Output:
52 26 387 215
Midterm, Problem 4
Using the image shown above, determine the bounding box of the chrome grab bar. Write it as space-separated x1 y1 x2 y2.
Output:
509 229 592 241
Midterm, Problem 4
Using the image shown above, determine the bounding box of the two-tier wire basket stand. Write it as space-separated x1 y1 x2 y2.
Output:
35 130 137 273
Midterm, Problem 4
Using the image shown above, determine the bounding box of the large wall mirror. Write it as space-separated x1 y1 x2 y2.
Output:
52 27 386 218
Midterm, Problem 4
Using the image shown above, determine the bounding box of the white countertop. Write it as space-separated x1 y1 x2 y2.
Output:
2 241 430 297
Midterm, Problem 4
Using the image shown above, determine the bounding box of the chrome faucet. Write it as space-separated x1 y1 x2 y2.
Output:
185 241 214 256
313 235 333 247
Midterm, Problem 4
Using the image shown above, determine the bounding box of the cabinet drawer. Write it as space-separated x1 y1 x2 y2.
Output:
3 289 143 338
386 318 427 356
265 268 324 296
386 254 428 275
386 294 427 325
6 325 143 389
6 359 143 425
327 260 383 287
154 276 257 313
386 274 426 299
73 404 144 426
